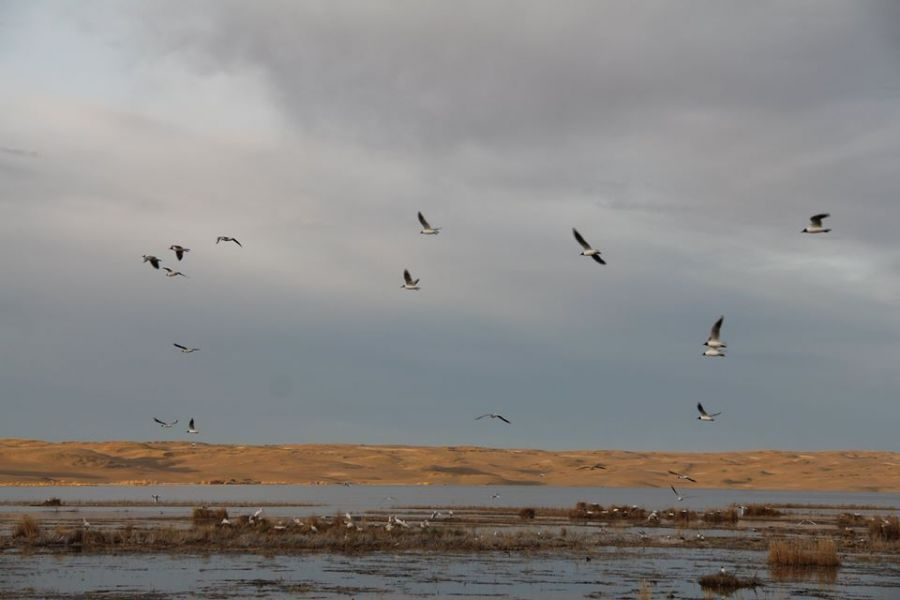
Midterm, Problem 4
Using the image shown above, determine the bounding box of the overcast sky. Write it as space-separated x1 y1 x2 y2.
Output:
2 1 900 451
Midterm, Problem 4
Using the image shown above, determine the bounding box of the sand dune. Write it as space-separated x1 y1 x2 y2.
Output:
0 439 897 491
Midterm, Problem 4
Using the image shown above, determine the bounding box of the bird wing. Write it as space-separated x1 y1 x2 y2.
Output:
709 316 724 341
154 418 166 425
668 470 680 476
697 402 708 416
810 213 830 226
232 238 243 247
686 476 697 482
572 228 591 250
475 414 490 420
174 343 187 350
216 237 224 243
418 211 431 229
189 418 195 429
496 415 511 424
591 254 606 265
709 411 722 417
671 486 679 496
403 269 414 285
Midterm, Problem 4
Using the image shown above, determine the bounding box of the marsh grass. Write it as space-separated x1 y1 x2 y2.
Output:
768 537 840 568
698 572 762 593
192 507 228 525
639 580 652 599
13 515 41 539
868 516 900 542
518 508 536 521
701 508 738 525
743 504 781 518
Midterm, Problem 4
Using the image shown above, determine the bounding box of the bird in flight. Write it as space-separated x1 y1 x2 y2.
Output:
671 486 685 502
417 211 441 235
572 228 606 264
186 418 199 434
401 269 421 290
153 418 178 428
668 470 697 483
162 267 187 278
703 345 726 358
802 213 831 234
704 316 726 350
577 463 608 471
142 255 161 270
173 343 199 353
476 413 511 424
697 403 721 422
216 236 242 247
151 494 161 503
169 245 190 261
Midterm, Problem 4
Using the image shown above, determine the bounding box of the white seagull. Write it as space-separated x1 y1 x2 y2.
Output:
671 486 685 502
668 470 697 483
476 413 511 424
802 213 831 234
572 228 606 264
173 343 199 353
703 346 726 358
401 269 421 290
162 267 187 278
151 494 161 503
216 236 242 247
142 255 161 270
697 403 721 422
418 212 441 235
169 245 190 261
186 418 199 434
153 418 178 428
704 316 726 349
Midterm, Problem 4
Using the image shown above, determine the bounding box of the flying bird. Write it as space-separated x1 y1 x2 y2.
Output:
671 486 685 502
802 213 831 234
577 463 608 471
476 413 511 424
417 212 441 235
401 269 421 290
173 343 199 353
186 418 199 434
153 418 178 428
572 228 606 264
216 236 243 247
704 316 726 349
697 403 721 422
703 346 726 358
142 255 161 270
668 470 697 483
169 245 190 261
151 494 161 503
162 267 187 278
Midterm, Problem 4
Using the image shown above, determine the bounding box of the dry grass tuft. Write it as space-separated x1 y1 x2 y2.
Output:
698 572 762 592
41 497 63 507
702 508 739 524
868 516 900 542
192 506 229 525
743 504 781 518
768 537 840 568
13 515 41 539
518 508 536 521
639 580 652 599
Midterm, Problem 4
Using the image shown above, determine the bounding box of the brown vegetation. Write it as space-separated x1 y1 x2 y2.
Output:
868 516 900 542
192 506 228 525
12 515 41 539
698 572 762 593
518 508 536 521
701 508 739 525
742 504 781 518
768 537 840 568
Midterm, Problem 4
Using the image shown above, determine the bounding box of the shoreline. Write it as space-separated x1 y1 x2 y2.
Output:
2 439 899 492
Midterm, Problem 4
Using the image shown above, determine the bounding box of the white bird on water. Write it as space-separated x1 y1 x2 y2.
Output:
169 245 190 261
153 418 178 428
802 213 831 234
186 418 199 434
401 269 421 290
418 212 441 235
704 316 726 350
173 343 199 353
572 228 606 264
697 403 721 422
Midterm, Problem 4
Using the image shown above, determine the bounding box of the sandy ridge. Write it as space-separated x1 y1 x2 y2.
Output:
0 439 898 491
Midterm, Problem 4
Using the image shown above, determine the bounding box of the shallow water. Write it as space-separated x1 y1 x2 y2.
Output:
2 484 898 512
2 547 899 599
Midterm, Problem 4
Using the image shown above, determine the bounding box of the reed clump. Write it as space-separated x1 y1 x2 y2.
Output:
768 537 840 568
192 506 229 525
518 508 536 521
702 508 739 525
13 515 41 539
568 502 647 522
868 516 900 542
698 572 762 593
743 504 781 518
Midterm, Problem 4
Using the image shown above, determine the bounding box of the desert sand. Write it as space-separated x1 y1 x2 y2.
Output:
0 439 898 491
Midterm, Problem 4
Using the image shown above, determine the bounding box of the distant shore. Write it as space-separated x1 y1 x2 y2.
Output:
1 439 898 491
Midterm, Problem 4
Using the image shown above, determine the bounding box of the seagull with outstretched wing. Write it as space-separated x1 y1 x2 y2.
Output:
697 403 721 422
572 228 606 264
154 418 178 428
476 413 511 424
802 213 831 234
401 269 421 290
417 212 441 235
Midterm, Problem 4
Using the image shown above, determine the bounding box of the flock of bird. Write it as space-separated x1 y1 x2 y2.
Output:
144 212 833 485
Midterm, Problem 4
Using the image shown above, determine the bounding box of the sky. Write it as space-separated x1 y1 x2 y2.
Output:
2 1 900 451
